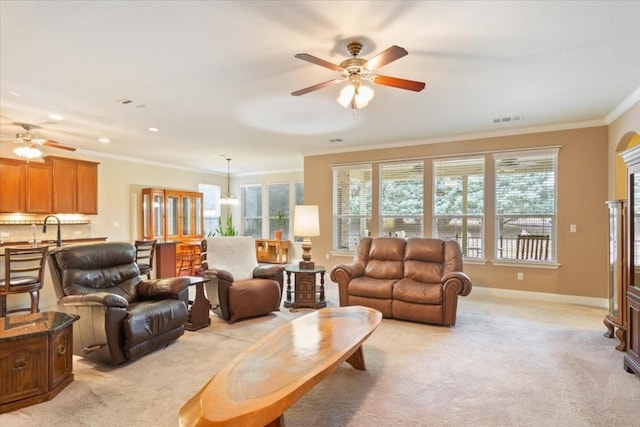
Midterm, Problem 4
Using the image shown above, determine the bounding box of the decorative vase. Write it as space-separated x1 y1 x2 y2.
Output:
274 230 283 240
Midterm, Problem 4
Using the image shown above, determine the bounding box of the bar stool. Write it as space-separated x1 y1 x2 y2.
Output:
135 239 157 279
0 246 49 317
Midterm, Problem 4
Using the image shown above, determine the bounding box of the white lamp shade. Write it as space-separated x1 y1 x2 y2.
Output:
293 205 320 237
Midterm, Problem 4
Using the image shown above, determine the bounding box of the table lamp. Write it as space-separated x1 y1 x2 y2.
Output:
293 205 320 269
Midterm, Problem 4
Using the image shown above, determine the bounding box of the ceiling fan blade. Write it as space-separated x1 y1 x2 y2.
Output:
42 140 76 151
291 79 342 96
294 53 344 72
365 45 408 70
371 75 426 92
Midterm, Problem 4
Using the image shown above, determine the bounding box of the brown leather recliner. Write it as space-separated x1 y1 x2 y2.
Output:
48 242 190 365
330 237 472 326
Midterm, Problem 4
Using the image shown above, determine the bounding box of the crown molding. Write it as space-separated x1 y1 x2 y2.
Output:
605 85 640 124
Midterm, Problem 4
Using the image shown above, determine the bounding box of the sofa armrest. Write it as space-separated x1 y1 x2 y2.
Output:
330 263 365 306
137 277 190 299
253 264 284 279
205 268 234 283
58 292 129 308
442 271 472 296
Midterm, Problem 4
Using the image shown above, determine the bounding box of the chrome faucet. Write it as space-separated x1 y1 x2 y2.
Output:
43 215 62 247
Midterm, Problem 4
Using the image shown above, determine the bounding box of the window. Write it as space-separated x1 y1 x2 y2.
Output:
333 164 372 251
239 182 303 239
268 184 290 240
198 183 220 236
380 161 423 238
433 157 485 258
241 185 262 238
293 182 304 242
494 149 558 261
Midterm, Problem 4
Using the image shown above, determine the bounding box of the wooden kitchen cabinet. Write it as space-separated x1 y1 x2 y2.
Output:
76 160 98 214
46 156 99 214
25 162 52 213
49 156 76 213
0 158 26 212
0 156 98 214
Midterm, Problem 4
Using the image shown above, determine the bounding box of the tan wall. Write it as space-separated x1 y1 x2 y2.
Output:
305 126 609 299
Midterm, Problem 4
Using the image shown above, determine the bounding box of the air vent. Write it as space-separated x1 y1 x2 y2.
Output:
329 138 343 143
116 98 133 105
493 115 523 124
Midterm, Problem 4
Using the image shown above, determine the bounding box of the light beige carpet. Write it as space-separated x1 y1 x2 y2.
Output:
1 286 638 427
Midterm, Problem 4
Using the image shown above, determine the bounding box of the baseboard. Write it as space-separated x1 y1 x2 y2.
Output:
471 286 608 309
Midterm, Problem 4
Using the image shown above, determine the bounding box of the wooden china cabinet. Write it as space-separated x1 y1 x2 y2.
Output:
620 146 640 378
604 200 627 351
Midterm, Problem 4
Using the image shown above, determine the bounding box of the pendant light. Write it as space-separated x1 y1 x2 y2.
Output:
220 158 239 205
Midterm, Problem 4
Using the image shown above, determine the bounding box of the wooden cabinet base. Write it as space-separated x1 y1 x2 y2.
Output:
0 374 74 414
0 312 79 414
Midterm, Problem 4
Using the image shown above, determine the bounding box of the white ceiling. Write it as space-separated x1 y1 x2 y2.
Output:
1 1 639 176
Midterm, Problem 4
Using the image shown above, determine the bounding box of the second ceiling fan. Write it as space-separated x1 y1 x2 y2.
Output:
291 41 426 110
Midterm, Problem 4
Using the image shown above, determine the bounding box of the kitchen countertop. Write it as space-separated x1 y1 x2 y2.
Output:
0 237 108 248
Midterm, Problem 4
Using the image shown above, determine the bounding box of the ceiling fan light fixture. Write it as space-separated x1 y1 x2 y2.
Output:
14 144 42 160
220 158 239 205
337 83 374 109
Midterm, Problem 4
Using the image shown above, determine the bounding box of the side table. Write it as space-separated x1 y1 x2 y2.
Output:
283 265 326 309
0 311 79 413
184 276 211 331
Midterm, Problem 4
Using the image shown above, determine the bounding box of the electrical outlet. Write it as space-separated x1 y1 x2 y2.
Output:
0 232 9 237
325 253 330 260
517 272 524 280
74 230 82 235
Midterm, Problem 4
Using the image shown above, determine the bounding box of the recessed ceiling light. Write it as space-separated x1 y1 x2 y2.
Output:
147 127 159 132
48 113 64 121
98 138 110 143
9 91 21 97
328 138 343 143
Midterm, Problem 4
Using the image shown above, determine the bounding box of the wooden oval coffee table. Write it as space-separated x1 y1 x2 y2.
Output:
179 305 382 427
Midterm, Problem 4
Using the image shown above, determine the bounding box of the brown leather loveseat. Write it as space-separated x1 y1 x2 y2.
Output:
48 242 190 365
330 237 472 326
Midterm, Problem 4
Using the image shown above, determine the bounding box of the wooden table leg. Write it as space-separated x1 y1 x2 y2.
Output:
185 282 211 331
346 345 366 370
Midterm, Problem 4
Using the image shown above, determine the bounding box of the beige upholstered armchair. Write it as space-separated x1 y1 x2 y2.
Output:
203 236 284 322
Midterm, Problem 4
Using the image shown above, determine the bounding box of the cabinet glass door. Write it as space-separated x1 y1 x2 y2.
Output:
166 193 180 238
194 195 202 236
182 196 192 236
142 193 150 238
153 193 164 238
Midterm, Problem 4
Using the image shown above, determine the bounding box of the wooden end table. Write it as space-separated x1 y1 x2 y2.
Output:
0 311 79 413
283 265 326 309
184 276 211 331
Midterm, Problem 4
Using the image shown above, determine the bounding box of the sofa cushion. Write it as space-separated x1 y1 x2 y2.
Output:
123 299 188 359
364 237 406 279
348 276 396 299
228 278 281 322
404 238 446 283
393 278 443 304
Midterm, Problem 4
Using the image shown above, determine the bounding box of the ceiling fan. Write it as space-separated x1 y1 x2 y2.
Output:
2 123 76 160
291 41 426 110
